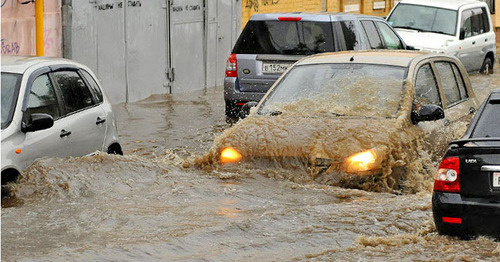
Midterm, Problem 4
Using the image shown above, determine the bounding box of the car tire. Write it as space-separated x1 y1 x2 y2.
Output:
480 57 493 74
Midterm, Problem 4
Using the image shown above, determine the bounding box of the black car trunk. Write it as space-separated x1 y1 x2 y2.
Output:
458 145 500 199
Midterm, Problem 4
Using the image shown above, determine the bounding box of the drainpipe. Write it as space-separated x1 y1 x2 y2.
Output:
35 0 44 56
323 0 326 12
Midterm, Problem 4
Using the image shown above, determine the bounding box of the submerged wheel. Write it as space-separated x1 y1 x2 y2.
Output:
480 57 493 74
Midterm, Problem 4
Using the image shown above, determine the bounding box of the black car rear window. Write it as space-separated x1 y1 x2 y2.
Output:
471 101 500 138
233 20 335 55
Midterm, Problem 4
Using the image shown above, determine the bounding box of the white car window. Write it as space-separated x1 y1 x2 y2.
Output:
24 74 61 121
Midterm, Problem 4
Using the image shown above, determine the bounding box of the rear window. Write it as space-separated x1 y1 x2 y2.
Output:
471 100 500 138
233 20 335 55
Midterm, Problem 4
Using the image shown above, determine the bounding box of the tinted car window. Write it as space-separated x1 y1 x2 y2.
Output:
462 8 489 37
471 102 500 138
24 74 61 121
435 62 462 106
80 70 104 103
376 21 403 49
361 20 383 49
415 64 441 106
232 20 335 55
52 71 94 114
339 21 360 50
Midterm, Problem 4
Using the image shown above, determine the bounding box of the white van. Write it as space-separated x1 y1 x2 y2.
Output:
387 0 496 74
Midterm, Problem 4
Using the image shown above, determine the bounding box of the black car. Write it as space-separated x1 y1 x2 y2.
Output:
432 90 500 239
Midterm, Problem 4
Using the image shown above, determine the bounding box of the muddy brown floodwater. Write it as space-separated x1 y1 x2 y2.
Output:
2 67 499 261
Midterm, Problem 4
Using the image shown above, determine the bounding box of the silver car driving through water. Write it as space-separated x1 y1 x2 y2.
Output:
1 56 122 190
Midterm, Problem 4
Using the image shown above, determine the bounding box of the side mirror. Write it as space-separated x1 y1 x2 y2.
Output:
411 104 444 124
239 101 258 118
21 113 54 133
459 27 466 40
406 45 416 50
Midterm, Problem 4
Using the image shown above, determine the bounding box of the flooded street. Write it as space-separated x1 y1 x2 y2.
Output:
2 67 500 261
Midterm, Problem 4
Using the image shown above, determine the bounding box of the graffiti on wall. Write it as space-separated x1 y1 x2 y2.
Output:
245 0 280 12
1 39 20 55
96 1 142 11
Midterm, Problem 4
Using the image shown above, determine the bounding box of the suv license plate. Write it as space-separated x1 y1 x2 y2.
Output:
262 62 291 74
494 172 500 187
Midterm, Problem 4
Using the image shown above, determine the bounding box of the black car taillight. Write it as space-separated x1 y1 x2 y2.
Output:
225 53 237 77
434 156 460 193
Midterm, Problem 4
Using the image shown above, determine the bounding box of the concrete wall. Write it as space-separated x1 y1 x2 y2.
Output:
1 0 62 57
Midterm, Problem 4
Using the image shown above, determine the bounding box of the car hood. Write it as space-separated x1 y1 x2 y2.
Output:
209 115 420 167
396 29 456 51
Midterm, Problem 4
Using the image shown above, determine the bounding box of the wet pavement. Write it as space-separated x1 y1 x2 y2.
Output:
1 66 499 261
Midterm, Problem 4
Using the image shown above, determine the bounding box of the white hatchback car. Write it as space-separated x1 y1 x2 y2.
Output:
1 56 122 186
387 0 496 73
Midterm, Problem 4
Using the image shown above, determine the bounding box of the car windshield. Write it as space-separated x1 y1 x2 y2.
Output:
1 72 22 129
387 4 457 36
232 20 335 55
258 63 407 118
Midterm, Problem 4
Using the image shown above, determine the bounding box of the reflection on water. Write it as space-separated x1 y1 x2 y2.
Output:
2 68 499 261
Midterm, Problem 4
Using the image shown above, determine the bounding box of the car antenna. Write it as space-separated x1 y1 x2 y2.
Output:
350 56 354 62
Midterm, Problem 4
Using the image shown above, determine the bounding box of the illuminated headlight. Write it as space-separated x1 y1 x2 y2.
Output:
345 149 377 173
220 147 242 164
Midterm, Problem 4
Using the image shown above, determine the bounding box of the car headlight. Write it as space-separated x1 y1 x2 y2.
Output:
345 149 377 173
220 147 242 164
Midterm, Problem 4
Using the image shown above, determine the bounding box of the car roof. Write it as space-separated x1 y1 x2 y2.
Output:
249 12 383 22
1 56 81 74
296 50 434 67
397 0 486 10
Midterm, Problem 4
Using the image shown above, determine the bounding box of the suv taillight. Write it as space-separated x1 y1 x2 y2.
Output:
225 53 237 77
434 157 460 193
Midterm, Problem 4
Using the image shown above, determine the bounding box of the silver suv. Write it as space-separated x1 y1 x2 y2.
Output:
1 56 122 188
224 12 409 120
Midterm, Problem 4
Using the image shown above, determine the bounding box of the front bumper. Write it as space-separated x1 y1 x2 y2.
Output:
432 192 500 238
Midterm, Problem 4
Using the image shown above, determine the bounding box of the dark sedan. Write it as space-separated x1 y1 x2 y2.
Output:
432 90 500 239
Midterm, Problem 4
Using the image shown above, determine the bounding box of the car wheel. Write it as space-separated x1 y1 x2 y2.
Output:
107 143 123 155
480 57 493 74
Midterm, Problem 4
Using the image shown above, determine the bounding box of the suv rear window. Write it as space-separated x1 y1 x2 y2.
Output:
233 20 335 55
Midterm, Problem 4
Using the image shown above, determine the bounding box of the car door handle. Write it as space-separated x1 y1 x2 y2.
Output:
96 117 106 125
469 107 476 114
472 41 476 45
444 119 450 126
60 129 72 138
485 38 488 42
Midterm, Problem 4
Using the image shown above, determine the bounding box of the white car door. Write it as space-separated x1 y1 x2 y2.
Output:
20 73 74 164
51 70 107 156
457 8 489 71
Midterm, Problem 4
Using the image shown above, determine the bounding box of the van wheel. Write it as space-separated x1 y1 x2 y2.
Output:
480 57 493 74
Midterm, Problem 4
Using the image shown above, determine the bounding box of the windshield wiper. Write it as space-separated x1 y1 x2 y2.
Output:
393 26 422 32
419 29 448 35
